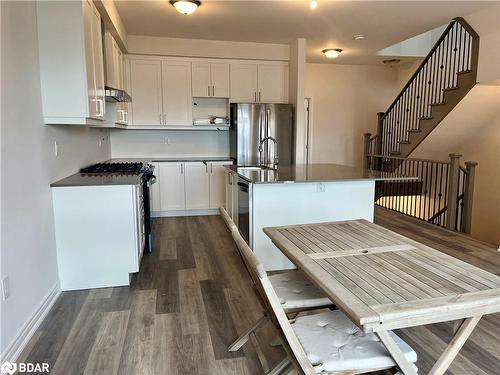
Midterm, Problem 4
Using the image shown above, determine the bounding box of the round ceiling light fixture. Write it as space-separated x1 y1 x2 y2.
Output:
354 34 366 41
169 0 201 15
310 0 318 9
322 48 343 58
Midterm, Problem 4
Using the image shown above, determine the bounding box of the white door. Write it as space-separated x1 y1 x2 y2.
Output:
211 63 230 98
162 60 192 126
185 162 210 209
151 162 161 212
159 162 185 211
210 162 232 209
258 63 289 103
230 63 258 102
91 4 105 118
192 62 211 97
129 58 163 125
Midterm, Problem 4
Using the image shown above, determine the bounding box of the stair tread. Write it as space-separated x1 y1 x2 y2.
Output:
457 69 472 75
430 102 447 106
418 116 432 120
443 86 460 92
390 151 401 156
399 140 410 144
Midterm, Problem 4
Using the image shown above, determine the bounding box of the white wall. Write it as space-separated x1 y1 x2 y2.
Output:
410 85 500 245
1 1 111 359
289 38 307 164
305 63 398 167
110 130 228 158
127 35 289 61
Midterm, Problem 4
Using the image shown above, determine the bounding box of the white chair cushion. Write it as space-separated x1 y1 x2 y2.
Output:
291 310 418 373
269 270 333 310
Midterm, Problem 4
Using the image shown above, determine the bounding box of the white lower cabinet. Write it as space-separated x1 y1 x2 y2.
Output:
185 162 210 209
154 160 232 214
159 162 185 211
225 170 239 225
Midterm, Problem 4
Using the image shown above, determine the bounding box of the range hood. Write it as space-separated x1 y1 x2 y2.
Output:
105 86 132 102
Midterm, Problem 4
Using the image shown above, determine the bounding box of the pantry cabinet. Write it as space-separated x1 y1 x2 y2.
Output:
37 0 106 125
230 62 288 103
153 161 233 214
192 62 230 98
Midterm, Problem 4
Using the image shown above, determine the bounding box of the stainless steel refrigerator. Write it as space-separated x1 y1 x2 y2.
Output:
229 103 294 166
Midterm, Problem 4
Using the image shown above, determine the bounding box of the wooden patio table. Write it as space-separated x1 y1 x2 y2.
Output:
263 219 500 375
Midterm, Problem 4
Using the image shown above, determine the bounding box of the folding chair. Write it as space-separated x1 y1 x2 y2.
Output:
228 217 418 375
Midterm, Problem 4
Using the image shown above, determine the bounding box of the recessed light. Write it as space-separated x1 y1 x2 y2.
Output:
310 0 318 9
322 48 343 58
354 34 366 41
169 0 201 15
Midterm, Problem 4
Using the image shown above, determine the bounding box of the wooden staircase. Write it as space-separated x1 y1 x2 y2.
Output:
368 17 479 160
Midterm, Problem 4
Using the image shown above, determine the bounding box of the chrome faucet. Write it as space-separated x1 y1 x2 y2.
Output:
258 136 279 169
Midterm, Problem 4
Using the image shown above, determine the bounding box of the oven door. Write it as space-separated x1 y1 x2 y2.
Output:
237 178 250 244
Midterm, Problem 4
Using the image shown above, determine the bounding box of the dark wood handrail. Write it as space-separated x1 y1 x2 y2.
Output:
427 193 464 223
381 17 479 122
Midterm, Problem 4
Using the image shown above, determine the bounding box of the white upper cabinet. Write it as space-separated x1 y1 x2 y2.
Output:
230 62 288 103
185 162 210 209
258 63 289 103
230 63 259 102
128 57 192 126
129 59 163 126
192 62 229 98
105 32 125 90
192 62 212 97
162 60 192 126
37 0 106 125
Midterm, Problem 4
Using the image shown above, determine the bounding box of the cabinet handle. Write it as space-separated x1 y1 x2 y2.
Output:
96 98 104 117
180 164 184 174
205 163 208 173
211 163 213 174
259 92 262 102
124 111 128 124
208 85 211 96
254 92 257 102
159 114 163 125
212 86 215 97
163 113 167 125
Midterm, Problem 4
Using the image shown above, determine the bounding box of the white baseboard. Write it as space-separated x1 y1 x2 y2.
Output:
0 282 61 363
152 209 219 217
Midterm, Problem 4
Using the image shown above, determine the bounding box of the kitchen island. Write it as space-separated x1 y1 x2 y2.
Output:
224 164 417 270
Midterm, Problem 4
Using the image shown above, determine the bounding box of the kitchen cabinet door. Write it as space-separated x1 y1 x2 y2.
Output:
211 63 230 98
210 162 232 209
151 162 161 212
159 162 185 211
230 63 258 102
162 60 192 126
82 0 97 119
129 58 163 125
91 4 105 117
185 162 210 209
225 170 233 219
192 62 211 97
258 63 289 103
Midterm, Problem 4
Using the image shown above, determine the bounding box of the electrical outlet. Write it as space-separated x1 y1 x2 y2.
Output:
1 276 11 301
54 141 59 157
317 183 325 192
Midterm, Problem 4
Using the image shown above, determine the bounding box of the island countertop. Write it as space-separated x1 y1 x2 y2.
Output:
225 163 418 184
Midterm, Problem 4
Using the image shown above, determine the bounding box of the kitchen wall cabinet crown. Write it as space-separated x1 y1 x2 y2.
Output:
37 0 105 125
192 62 230 98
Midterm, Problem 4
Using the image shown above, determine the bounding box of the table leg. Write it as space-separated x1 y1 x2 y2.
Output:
428 315 482 375
376 330 417 375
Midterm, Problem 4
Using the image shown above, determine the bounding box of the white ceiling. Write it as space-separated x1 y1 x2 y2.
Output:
114 0 494 65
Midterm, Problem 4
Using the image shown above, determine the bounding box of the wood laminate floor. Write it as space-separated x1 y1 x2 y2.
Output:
20 208 500 374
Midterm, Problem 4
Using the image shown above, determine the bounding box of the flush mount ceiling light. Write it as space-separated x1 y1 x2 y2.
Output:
322 48 343 58
310 0 318 9
169 0 201 15
354 34 366 41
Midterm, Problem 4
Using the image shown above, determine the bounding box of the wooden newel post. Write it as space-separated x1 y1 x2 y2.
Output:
446 153 462 230
462 161 478 234
363 133 371 170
